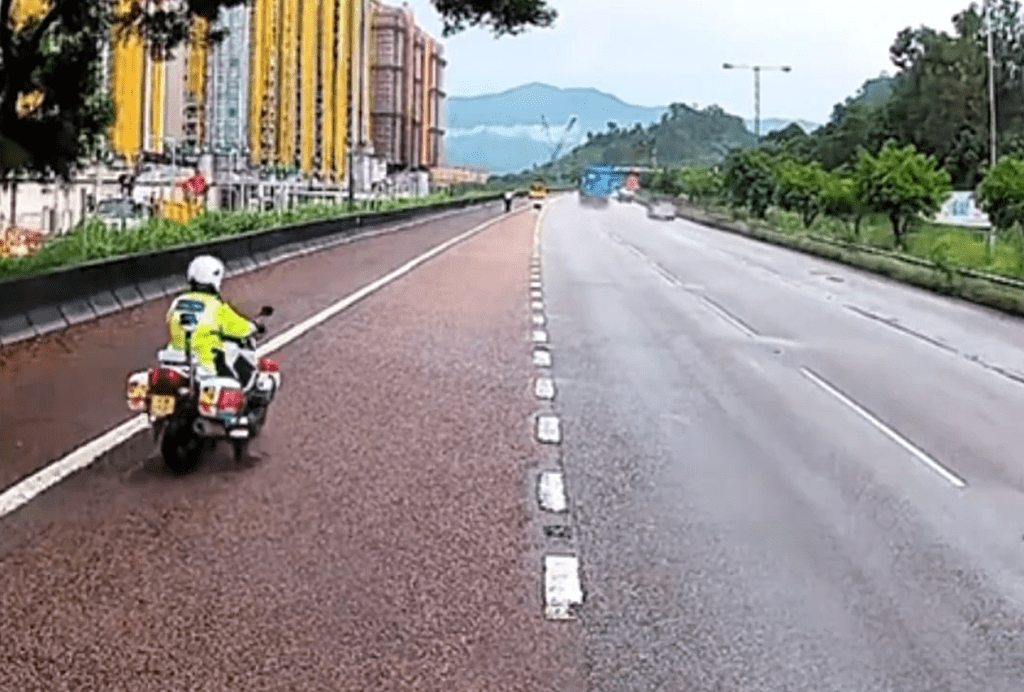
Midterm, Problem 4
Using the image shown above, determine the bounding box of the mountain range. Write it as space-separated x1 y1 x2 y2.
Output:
443 83 819 174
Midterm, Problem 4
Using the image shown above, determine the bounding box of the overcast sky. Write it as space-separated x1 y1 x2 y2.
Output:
401 0 979 125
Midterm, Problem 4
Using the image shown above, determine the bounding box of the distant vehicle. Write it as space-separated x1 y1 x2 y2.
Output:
94 197 147 230
529 182 549 208
647 199 677 220
579 165 627 208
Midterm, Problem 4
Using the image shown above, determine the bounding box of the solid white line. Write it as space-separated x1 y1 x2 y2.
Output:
800 368 967 489
0 212 516 521
533 349 553 367
544 555 583 619
537 414 562 444
0 415 150 517
538 472 568 513
257 215 506 356
535 377 555 400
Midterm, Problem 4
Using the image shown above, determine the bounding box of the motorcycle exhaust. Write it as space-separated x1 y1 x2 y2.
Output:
192 418 226 438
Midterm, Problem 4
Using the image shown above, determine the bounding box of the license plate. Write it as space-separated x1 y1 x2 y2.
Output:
150 395 176 418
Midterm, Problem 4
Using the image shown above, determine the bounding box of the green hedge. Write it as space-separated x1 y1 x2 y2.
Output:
0 191 496 279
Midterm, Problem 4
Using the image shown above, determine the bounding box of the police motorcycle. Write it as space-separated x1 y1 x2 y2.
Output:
126 306 282 474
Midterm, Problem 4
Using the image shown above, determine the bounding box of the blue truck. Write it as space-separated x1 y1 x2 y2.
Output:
579 165 628 207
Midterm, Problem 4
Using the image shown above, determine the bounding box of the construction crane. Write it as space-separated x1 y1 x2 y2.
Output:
541 115 578 183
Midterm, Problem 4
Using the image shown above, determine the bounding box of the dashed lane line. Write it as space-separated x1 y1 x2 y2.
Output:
801 367 967 489
536 415 562 444
533 349 553 367
700 295 760 339
0 211 524 522
544 555 583 620
538 471 568 513
535 377 556 400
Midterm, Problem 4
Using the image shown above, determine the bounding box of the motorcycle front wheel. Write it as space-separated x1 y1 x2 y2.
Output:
160 413 204 475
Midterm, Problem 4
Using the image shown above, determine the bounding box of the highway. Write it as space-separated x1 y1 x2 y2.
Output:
545 197 1024 691
4 194 1024 690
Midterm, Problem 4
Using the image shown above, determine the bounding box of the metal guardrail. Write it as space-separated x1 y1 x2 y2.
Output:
0 194 505 348
668 202 1024 293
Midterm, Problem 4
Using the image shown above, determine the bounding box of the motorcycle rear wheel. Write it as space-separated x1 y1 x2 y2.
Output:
160 415 204 475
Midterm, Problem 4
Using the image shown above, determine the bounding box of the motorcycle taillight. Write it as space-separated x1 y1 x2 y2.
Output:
217 388 244 415
259 358 279 373
149 367 187 392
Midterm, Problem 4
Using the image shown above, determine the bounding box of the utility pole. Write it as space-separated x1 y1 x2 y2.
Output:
723 63 792 143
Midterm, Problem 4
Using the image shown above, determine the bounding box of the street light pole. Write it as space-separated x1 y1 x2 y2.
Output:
987 0 998 251
987 0 998 168
723 63 792 143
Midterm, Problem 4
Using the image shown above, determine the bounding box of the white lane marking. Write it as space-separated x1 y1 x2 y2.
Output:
530 281 542 290
258 214 507 355
533 314 546 326
800 368 967 489
532 329 549 344
531 291 543 301
701 296 758 339
544 555 583 619
538 472 568 513
533 349 553 367
0 415 150 518
0 213 517 521
531 300 544 311
537 414 562 444
535 377 556 400
652 262 681 288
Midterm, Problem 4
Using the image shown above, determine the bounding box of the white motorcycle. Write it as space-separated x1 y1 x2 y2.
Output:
126 306 282 474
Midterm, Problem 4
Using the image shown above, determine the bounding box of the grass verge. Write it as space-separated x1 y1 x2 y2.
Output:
0 191 497 279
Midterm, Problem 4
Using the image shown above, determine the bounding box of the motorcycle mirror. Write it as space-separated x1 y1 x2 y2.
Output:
259 305 274 317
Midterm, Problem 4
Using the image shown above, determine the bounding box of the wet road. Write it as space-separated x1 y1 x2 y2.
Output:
7 193 1024 690
543 197 1024 691
1 206 584 690
0 202 509 490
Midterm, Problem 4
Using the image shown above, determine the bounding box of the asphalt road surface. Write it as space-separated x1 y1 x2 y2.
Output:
6 193 1024 690
1 205 584 691
544 196 1024 691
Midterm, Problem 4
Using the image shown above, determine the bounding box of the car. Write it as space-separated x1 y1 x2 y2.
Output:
94 197 148 230
647 199 676 220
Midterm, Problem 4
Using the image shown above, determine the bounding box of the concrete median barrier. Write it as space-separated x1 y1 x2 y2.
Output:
0 195 503 348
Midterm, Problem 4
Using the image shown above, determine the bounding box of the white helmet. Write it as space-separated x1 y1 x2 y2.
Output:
187 255 225 292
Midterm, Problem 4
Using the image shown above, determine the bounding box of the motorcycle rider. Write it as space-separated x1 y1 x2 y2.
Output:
166 255 263 387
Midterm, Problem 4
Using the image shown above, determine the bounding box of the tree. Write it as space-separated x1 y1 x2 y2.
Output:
432 0 555 36
723 148 781 219
886 17 989 188
976 155 1024 234
856 142 952 247
819 171 867 238
679 167 721 207
0 0 557 180
775 160 825 228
